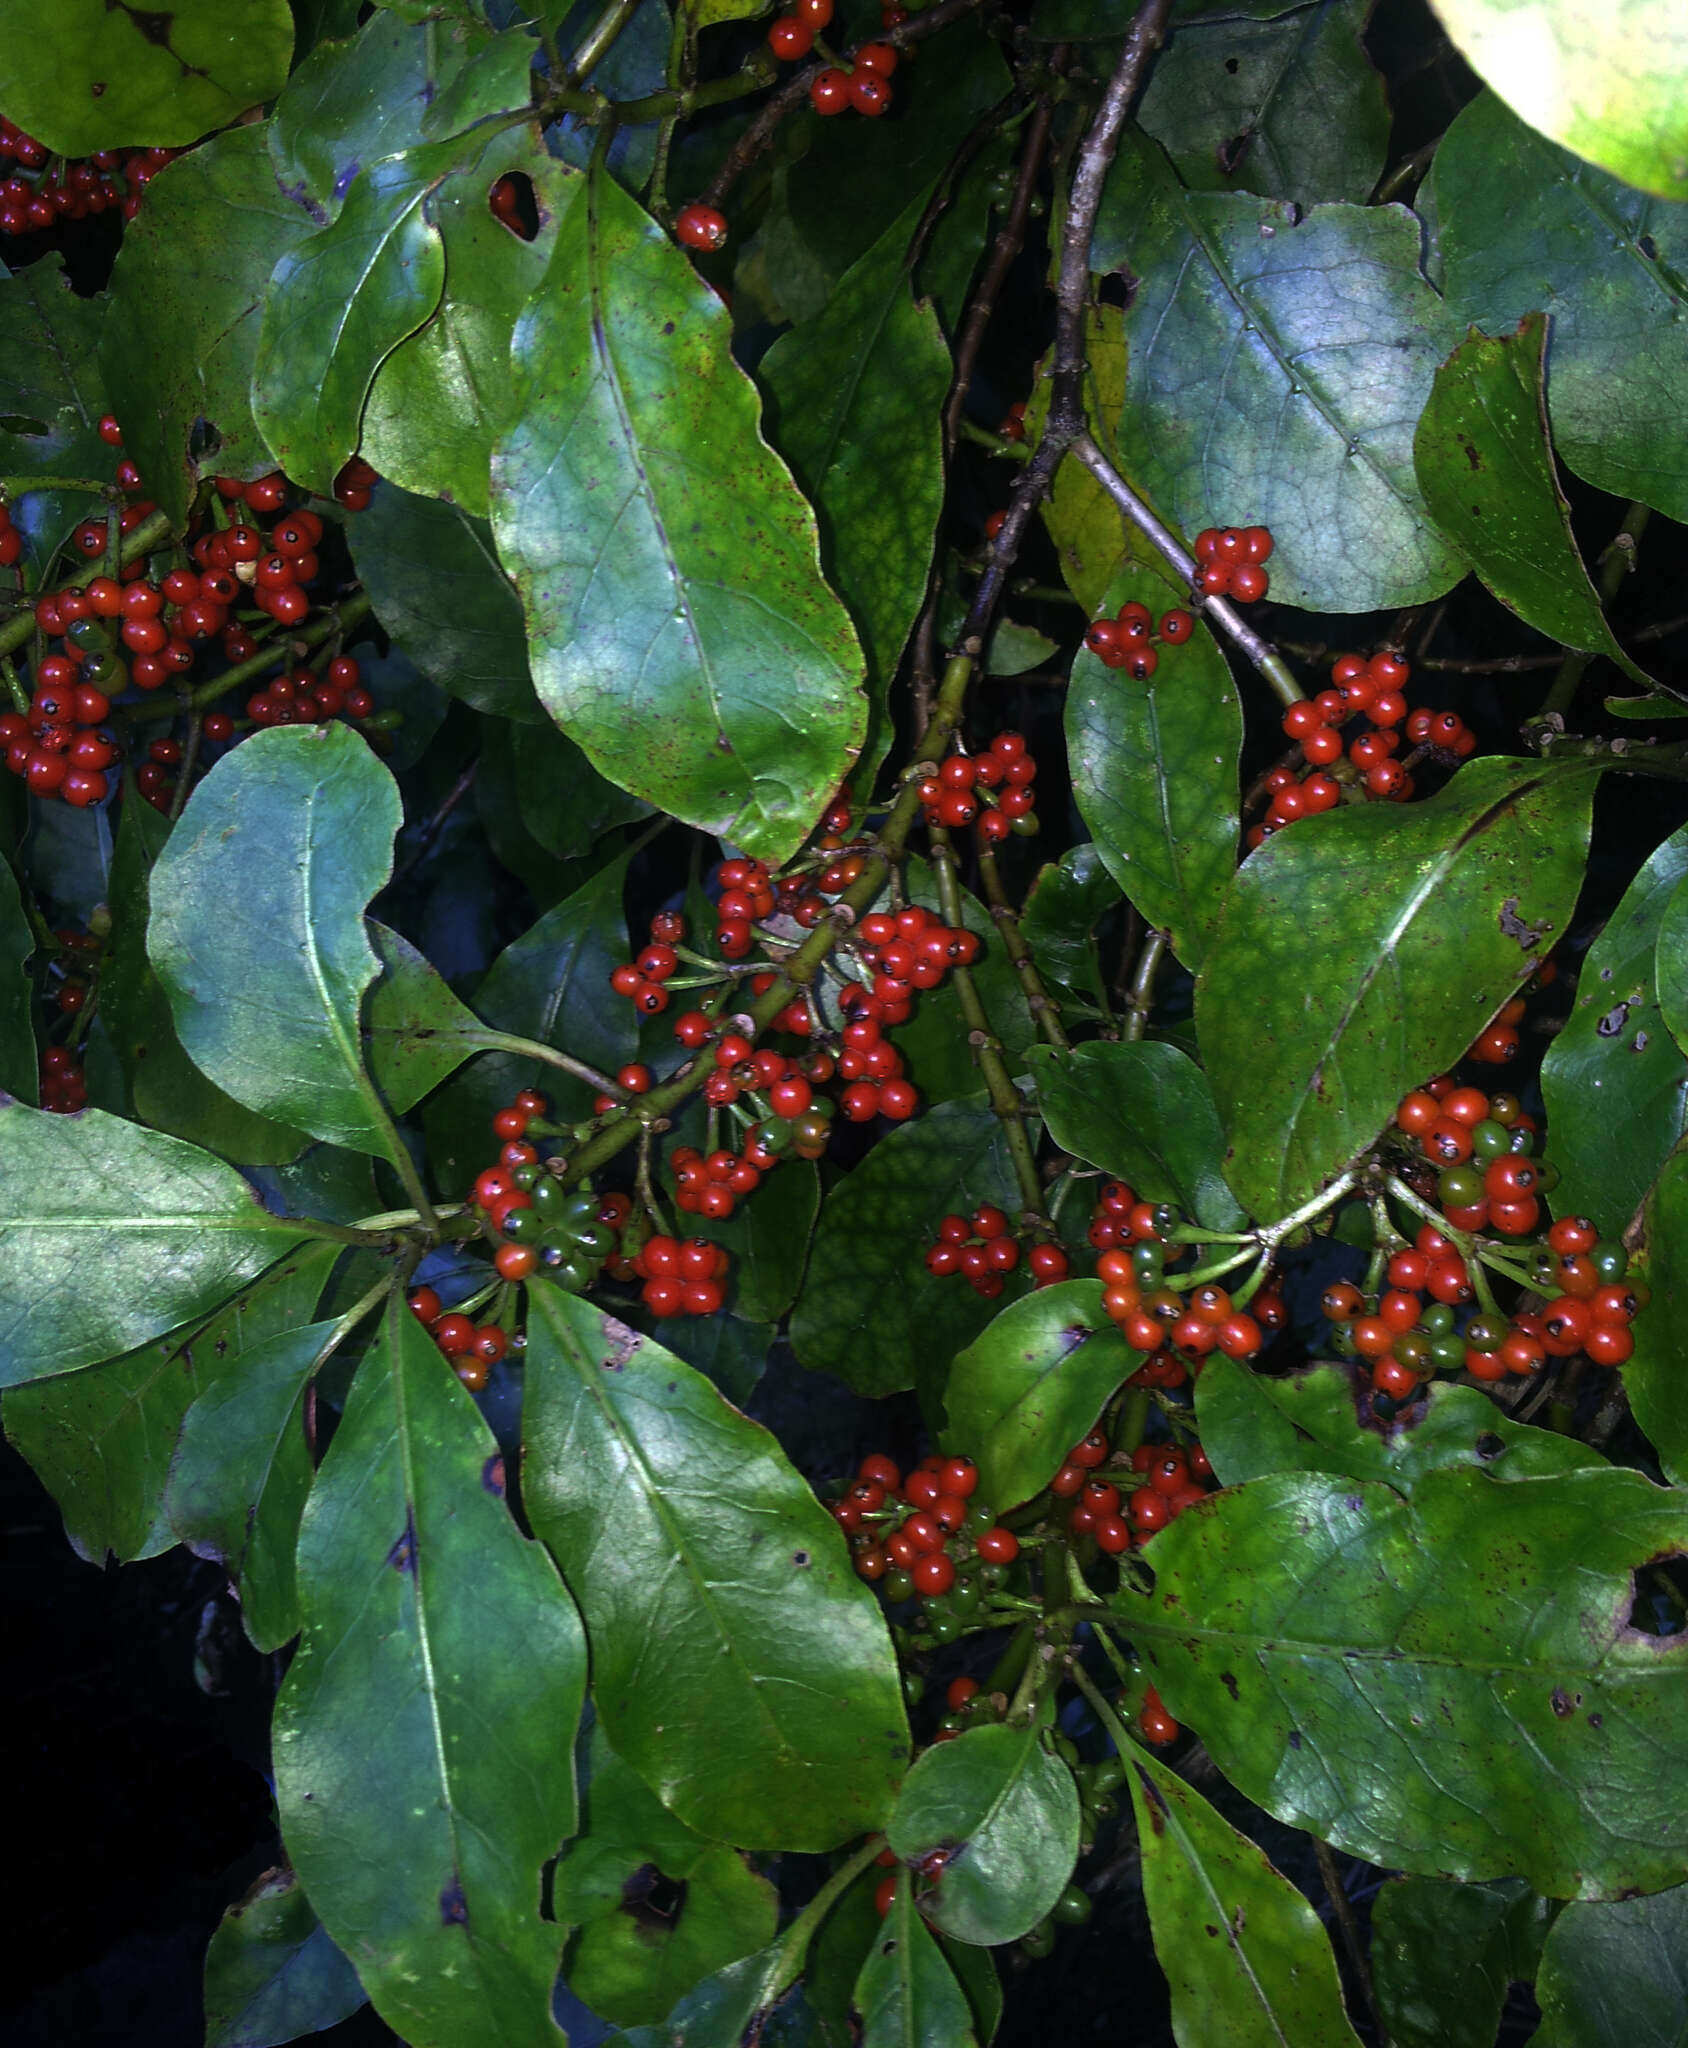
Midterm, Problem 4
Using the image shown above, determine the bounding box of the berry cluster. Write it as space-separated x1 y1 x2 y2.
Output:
247 655 375 730
1083 602 1195 681
38 1044 87 1114
0 123 174 233
1058 1433 1215 1552
469 1092 628 1290
406 1286 512 1393
833 1452 1021 1603
914 732 1038 841
1192 525 1272 603
629 1233 733 1318
771 0 902 117
609 908 687 1013
926 1205 1070 1296
0 657 119 807
1097 1254 1266 1368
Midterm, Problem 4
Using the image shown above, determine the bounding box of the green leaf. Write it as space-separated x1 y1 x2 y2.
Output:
147 725 405 1162
1137 0 1388 206
0 253 112 574
940 1281 1134 1508
1540 822 1688 1237
939 1936 1002 2047
1029 1040 1247 1232
0 0 293 156
102 124 318 531
789 1096 1024 1399
1414 312 1653 683
351 485 542 723
761 192 948 793
885 1718 1080 1945
203 1866 368 2048
602 1943 793 2048
1430 0 1688 203
1115 1464 1688 1897
1194 1357 1606 1492
523 1283 909 1851
2 1240 337 1563
1198 757 1597 1222
165 1317 345 1651
490 162 865 865
657 1313 771 1407
1370 1876 1550 2048
0 853 34 1102
509 716 653 858
1064 568 1243 970
1094 132 1463 614
711 1158 820 1325
363 136 582 515
1019 844 1120 1000
853 1878 979 2048
275 1298 584 2047
1438 91 1688 525
1126 1743 1362 2047
253 144 454 497
1651 867 1688 1061
420 853 636 1198
0 1103 308 1384
362 921 479 1115
1533 1885 1688 2045
100 792 310 1164
553 1715 715 1924
1625 1150 1688 1486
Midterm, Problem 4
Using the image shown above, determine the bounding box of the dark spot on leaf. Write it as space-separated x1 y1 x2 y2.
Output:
1498 897 1544 948
1550 1687 1576 1718
387 1507 417 1575
663 320 676 335
90 80 107 96
1287 1728 1302 1749
1220 1672 1239 1700
1474 1432 1505 1461
124 7 177 47
621 1864 686 1934
1343 1496 1363 1512
1205 1923 1220 1937
1133 1764 1168 1834
1216 132 1252 175
792 1550 810 1567
1588 1712 1603 1728
1597 1001 1633 1037
482 1455 506 1497
1634 1031 1650 1052
1458 433 1483 471
1223 54 1239 71
333 161 361 200
440 1874 469 1925
1640 234 1659 259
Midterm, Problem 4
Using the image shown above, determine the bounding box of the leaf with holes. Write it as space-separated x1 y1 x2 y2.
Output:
522 1283 908 1851
1540 822 1688 1238
1092 131 1462 613
0 0 293 157
274 1297 584 2047
490 161 865 864
203 1866 368 2048
885 1716 1079 1945
940 1282 1135 1508
1438 92 1688 525
1198 756 1597 1222
1064 565 1242 970
1127 1743 1362 2046
1114 1464 1688 1897
1370 1876 1551 2048
147 726 404 1161
853 1878 979 2048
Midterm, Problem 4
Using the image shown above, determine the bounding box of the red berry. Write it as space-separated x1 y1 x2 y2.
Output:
675 202 728 252
810 66 851 113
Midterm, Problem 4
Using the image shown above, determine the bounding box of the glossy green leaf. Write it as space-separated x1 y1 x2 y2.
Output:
524 1285 908 1849
0 854 34 1102
148 725 405 1161
1127 1743 1361 2047
101 791 310 1164
761 192 948 791
569 1842 778 2026
1199 757 1597 1222
1414 312 1653 681
1195 1357 1605 1491
253 145 454 497
0 1102 308 1384
709 1159 820 1325
1533 1885 1688 2045
363 921 479 1115
1116 1464 1688 1896
0 0 292 156
1019 844 1120 1000
102 125 317 531
940 1936 1002 2047
1370 1876 1550 2048
1431 0 1688 203
602 1943 793 2048
275 1298 584 2047
941 1281 1134 1508
1625 1150 1688 1487
790 1096 1024 1399
509 717 653 857
0 253 112 573
1029 1040 1247 1232
420 853 636 1198
363 136 581 514
553 1715 713 1924
1651 867 1688 1060
1438 91 1688 524
1094 132 1463 614
886 1718 1079 1945
165 1317 345 1651
1137 0 1388 205
2 1240 337 1563
203 1866 368 2048
490 162 865 865
1064 569 1243 969
350 485 541 723
1541 822 1688 1236
853 1878 978 2048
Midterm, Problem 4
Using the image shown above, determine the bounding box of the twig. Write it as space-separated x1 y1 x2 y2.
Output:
1121 929 1164 1040
391 759 479 884
1536 502 1649 723
1313 1838 1390 2046
977 841 1070 1048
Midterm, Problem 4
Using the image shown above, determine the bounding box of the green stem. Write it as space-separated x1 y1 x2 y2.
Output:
289 1213 416 1251
764 1836 888 2004
0 474 118 496
958 420 1033 461
458 1028 625 1099
1535 501 1649 725
1120 930 1164 1042
977 842 1069 1049
566 0 646 81
122 591 373 725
